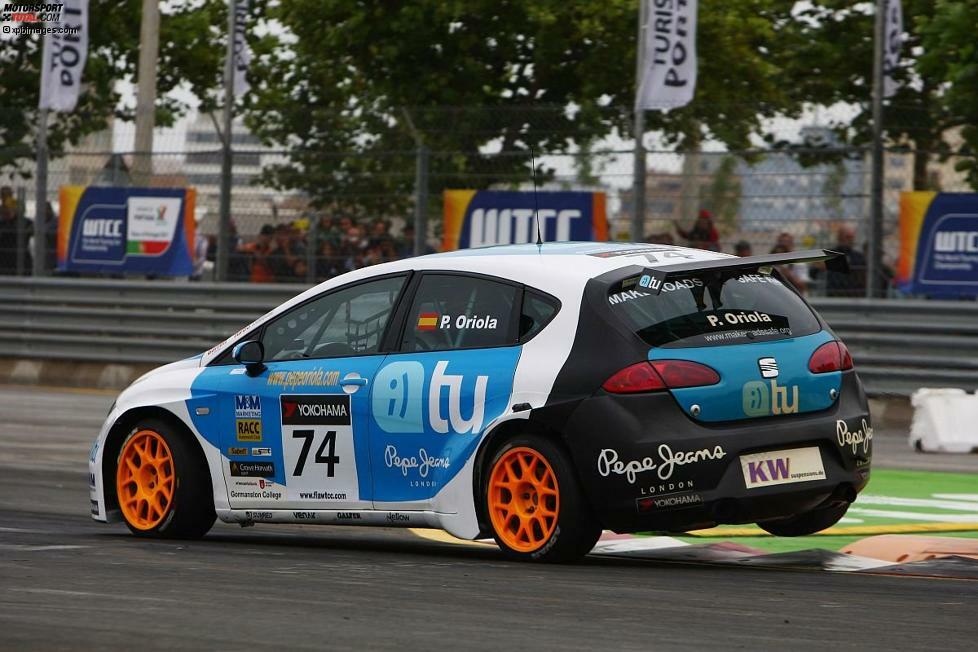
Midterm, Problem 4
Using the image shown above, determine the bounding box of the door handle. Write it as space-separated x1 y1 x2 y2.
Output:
340 377 368 387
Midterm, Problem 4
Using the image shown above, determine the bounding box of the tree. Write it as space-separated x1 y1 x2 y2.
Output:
775 0 976 191
245 0 809 213
0 0 228 175
918 0 978 189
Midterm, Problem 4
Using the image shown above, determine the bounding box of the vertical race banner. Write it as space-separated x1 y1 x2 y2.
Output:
38 0 89 112
898 192 978 298
883 0 904 98
636 0 698 110
442 190 607 250
232 0 251 98
57 186 197 276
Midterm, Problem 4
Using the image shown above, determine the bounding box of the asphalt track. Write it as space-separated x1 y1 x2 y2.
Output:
0 387 975 651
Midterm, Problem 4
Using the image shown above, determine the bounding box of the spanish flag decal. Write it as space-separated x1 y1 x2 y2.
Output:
417 313 439 331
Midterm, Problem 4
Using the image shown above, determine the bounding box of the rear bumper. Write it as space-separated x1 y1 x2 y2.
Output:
558 370 871 533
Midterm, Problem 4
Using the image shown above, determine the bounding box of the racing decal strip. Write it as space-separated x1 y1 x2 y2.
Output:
222 509 442 528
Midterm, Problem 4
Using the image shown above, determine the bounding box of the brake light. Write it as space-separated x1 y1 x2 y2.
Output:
808 341 854 373
651 360 721 388
602 362 666 393
603 360 720 394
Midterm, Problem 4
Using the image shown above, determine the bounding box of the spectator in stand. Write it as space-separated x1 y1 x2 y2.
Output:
645 232 675 245
809 225 867 297
769 232 808 294
734 240 752 257
0 186 18 274
242 224 276 283
316 240 346 280
191 213 209 281
675 209 720 251
340 224 367 269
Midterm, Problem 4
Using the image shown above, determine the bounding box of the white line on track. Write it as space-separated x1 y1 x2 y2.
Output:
856 494 978 512
846 508 978 523
0 544 88 551
7 588 181 603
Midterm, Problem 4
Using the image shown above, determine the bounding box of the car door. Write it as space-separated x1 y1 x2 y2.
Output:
206 274 409 512
368 272 524 511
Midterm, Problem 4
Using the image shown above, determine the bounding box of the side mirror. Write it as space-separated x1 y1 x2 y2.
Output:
233 340 266 377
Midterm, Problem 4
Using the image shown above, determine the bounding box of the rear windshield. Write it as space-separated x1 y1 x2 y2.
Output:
606 272 821 348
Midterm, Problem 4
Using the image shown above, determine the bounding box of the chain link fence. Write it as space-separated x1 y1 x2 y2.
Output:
1 106 974 295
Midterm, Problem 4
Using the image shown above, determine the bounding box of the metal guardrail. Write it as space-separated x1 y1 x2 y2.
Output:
2 277 977 397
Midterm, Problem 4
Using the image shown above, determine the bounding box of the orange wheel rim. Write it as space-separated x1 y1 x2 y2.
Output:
487 447 559 553
116 430 175 530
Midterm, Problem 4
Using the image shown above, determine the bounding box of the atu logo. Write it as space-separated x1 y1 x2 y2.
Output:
373 360 488 435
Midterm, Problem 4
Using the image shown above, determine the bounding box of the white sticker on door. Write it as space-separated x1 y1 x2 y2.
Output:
281 394 357 502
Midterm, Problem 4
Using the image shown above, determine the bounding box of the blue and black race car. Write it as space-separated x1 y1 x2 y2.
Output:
89 242 872 561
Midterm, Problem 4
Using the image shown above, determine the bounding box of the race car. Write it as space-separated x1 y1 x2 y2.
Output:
89 242 873 562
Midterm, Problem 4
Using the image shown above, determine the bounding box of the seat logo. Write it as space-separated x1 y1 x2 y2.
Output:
373 360 488 435
757 357 778 378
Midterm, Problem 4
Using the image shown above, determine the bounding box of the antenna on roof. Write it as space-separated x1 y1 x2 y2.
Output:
530 145 543 246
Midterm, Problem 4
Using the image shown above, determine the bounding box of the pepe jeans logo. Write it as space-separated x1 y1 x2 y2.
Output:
597 445 726 484
836 418 873 455
384 445 451 478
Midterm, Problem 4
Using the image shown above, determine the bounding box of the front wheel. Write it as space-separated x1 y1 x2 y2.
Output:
485 435 601 562
115 418 215 539
757 502 849 537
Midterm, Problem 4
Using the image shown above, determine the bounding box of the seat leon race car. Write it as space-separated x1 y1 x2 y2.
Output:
89 242 873 562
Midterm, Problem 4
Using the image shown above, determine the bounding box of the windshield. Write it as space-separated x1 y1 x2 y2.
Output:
606 271 821 348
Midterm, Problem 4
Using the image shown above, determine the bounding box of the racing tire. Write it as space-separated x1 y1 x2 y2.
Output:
484 435 601 563
757 502 849 537
115 418 215 539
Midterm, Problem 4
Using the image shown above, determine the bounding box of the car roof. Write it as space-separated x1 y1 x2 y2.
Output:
200 242 731 365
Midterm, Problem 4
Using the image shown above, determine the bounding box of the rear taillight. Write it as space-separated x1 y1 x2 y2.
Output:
602 362 666 393
603 360 720 394
808 341 854 373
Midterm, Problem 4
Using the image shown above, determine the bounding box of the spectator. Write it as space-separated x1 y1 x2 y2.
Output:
191 215 209 281
675 209 720 251
242 224 276 283
316 240 346 280
811 225 867 297
734 240 752 257
770 232 809 294
0 186 18 274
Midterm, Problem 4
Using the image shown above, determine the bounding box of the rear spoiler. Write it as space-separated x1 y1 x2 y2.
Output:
638 249 848 295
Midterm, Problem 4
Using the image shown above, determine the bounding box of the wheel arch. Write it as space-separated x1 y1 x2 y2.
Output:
470 416 575 538
101 405 214 515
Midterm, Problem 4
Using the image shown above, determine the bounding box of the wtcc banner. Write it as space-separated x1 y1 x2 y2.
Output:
57 186 196 276
442 190 607 250
897 192 978 298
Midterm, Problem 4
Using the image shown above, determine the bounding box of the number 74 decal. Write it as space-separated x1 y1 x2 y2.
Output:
291 430 340 477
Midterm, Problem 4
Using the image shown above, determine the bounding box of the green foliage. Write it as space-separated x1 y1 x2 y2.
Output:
245 0 807 212
0 0 227 174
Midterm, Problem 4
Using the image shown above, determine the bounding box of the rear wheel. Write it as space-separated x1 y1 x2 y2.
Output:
116 418 215 539
485 435 601 562
757 502 849 537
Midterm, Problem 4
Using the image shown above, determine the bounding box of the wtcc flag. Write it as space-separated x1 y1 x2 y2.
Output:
38 0 88 112
883 0 903 98
636 0 698 111
232 0 250 98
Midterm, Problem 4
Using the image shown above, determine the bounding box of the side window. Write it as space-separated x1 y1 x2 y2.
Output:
519 290 560 342
401 274 518 352
262 275 406 361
